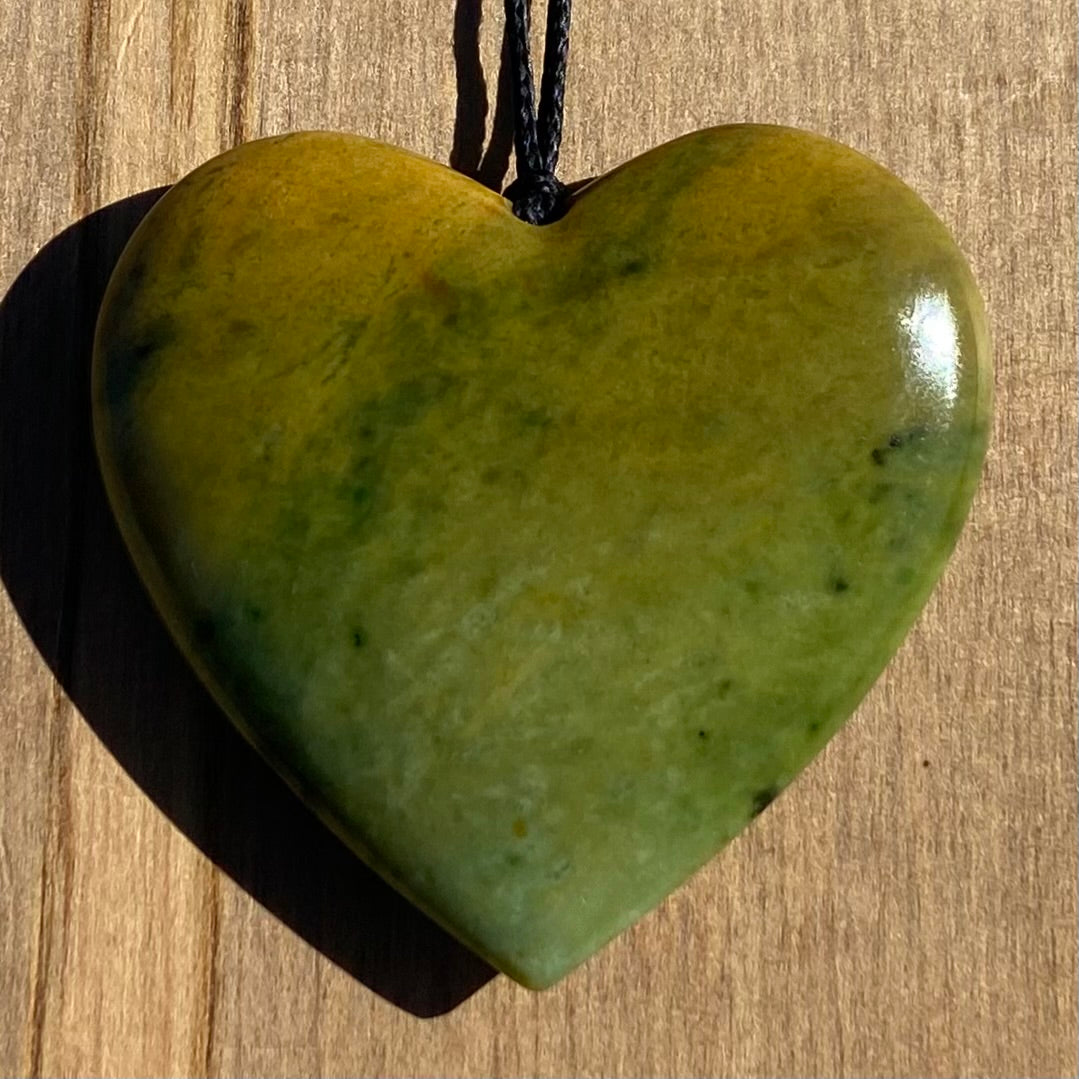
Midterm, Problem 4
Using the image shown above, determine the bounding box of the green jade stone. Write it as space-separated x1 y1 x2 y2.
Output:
93 126 991 989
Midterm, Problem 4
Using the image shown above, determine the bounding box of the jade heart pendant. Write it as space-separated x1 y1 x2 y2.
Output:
93 125 991 989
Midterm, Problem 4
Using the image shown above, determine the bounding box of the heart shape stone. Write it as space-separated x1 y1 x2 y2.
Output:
93 126 990 989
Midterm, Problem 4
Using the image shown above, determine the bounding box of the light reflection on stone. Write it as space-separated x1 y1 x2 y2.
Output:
900 290 960 410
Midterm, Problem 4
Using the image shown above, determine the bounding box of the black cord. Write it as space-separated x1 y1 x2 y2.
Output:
502 0 572 225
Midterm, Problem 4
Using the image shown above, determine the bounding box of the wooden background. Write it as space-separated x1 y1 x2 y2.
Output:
1 0 1075 1075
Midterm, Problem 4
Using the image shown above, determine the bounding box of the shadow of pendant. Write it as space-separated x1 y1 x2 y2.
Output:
0 189 496 1018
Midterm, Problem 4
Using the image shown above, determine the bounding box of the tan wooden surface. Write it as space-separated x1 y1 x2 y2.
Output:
1 1 1076 1075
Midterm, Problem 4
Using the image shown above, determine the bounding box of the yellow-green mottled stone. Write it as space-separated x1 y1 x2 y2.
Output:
93 126 991 989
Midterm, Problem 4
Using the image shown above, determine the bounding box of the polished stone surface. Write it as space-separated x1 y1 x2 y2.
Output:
93 126 991 988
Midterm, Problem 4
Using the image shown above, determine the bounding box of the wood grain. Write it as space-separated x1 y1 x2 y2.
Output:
1 1 1075 1075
